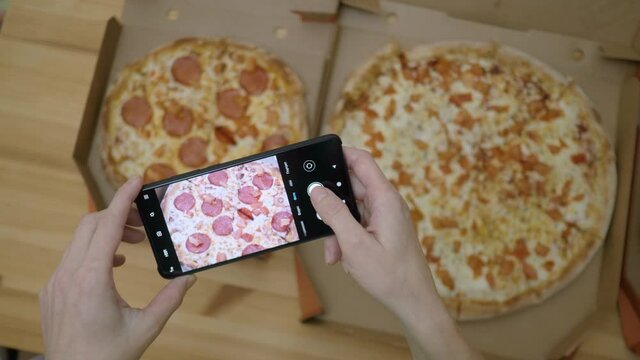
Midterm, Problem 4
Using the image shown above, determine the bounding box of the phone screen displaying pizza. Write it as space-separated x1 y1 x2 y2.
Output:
135 135 359 278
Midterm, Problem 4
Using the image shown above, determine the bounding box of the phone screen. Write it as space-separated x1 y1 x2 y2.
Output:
136 135 358 277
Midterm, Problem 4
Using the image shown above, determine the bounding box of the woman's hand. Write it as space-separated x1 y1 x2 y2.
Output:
311 147 480 359
40 177 196 360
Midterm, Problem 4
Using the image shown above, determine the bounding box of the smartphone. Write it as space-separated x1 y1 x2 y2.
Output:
135 134 359 278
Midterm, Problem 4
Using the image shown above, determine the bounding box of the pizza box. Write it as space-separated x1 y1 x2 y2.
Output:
294 1 640 359
73 0 339 209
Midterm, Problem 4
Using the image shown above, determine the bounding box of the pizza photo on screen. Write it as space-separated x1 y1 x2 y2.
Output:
158 156 298 272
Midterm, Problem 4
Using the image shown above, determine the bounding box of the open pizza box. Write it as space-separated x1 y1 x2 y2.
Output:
292 0 640 359
73 0 339 209
72 0 342 313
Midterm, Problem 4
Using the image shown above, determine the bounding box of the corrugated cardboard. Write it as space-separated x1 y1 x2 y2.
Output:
73 0 338 209
297 2 640 358
624 123 640 298
338 0 640 54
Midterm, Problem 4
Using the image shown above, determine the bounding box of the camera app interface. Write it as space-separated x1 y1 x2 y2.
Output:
158 156 297 272
137 136 357 275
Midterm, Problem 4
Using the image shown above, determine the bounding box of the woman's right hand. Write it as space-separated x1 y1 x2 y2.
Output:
310 147 480 359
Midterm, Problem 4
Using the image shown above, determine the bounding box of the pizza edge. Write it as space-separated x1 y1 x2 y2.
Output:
330 42 401 133
497 46 618 309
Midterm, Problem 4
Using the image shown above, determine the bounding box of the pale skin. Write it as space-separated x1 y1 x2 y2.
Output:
40 147 480 359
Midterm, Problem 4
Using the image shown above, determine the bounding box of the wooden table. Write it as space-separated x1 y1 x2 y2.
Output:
0 1 636 359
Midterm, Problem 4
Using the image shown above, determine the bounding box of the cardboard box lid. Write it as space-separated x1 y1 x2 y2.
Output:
341 0 640 60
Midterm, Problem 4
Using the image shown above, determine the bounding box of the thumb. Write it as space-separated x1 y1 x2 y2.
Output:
310 186 365 241
141 275 196 334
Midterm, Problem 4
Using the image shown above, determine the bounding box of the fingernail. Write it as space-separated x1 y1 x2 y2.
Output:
324 246 330 265
185 275 197 289
128 176 141 184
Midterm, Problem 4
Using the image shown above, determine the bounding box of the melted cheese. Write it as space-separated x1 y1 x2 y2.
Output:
336 44 614 309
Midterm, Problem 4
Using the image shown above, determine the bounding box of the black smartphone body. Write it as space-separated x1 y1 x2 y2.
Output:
135 134 359 278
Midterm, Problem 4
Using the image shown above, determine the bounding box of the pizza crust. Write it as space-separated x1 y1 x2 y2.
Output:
330 42 401 133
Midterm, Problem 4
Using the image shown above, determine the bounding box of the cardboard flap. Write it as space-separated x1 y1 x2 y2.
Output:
341 0 640 57
73 17 122 210
601 42 640 62
291 0 340 22
598 73 640 310
121 1 335 57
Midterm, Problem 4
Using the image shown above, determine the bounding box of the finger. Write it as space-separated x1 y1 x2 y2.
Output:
113 254 126 267
342 147 392 195
356 201 369 227
324 236 342 265
122 226 145 244
310 186 368 246
126 207 143 227
60 212 100 271
141 275 197 335
348 172 366 201
86 177 143 267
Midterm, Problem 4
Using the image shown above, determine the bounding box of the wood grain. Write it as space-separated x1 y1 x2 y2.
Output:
0 0 635 359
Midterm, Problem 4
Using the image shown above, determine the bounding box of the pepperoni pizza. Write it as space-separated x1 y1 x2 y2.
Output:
332 42 616 319
101 38 307 186
160 156 297 271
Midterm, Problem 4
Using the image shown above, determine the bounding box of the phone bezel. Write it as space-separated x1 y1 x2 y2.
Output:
136 134 357 278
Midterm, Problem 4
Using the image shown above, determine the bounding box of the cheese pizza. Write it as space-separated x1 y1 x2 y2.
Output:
332 42 616 319
160 156 297 271
101 38 307 186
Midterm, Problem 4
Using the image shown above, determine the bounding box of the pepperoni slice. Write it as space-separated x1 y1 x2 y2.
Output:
171 55 202 86
252 172 274 190
238 208 254 220
242 244 265 256
212 215 233 236
121 96 152 129
216 89 248 119
238 186 262 204
143 163 176 182
185 233 211 254
162 106 193 137
174 192 195 212
179 137 208 167
239 65 269 95
271 211 293 232
201 196 222 217
207 170 228 186
216 252 227 262
261 134 288 151
214 126 236 145
240 233 254 242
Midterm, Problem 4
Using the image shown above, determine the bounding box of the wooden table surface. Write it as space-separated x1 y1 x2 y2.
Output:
0 1 637 359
